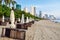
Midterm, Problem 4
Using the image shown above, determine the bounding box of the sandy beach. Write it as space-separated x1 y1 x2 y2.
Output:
25 20 60 40
0 20 60 40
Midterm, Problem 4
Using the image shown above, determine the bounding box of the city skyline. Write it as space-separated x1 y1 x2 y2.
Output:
15 0 60 19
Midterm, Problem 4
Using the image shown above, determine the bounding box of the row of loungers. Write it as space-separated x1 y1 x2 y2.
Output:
0 21 7 26
16 21 34 29
1 21 34 40
1 28 26 40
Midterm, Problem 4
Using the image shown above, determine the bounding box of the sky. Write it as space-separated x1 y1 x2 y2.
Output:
15 0 60 19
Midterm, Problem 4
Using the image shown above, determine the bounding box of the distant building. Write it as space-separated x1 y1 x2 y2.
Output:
35 13 38 17
24 7 28 13
30 6 36 16
49 15 56 20
16 4 21 10
39 11 42 18
43 14 48 19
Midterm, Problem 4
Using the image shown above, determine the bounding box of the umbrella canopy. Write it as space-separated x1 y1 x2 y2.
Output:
26 17 29 23
2 15 4 22
10 9 15 28
21 14 24 24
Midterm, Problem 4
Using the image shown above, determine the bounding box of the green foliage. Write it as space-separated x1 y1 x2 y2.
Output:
12 0 16 7
0 0 43 20
2 5 11 17
0 5 3 17
14 9 21 18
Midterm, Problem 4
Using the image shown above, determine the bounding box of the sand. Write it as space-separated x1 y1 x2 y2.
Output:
25 20 60 40
0 20 60 40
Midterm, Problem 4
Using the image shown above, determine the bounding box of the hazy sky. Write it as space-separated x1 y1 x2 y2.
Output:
15 0 60 19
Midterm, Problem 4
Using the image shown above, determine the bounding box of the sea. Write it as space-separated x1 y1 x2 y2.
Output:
52 20 60 23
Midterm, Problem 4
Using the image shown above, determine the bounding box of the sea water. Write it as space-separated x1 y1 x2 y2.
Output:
52 20 60 23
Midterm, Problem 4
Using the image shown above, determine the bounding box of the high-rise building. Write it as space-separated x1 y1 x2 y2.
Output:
30 6 36 16
16 4 21 10
49 15 56 20
39 11 42 18
43 14 48 19
24 7 28 13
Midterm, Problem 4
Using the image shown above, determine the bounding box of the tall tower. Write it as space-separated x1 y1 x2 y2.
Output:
30 6 36 16
44 14 48 19
49 15 56 20
39 11 42 18
24 7 28 13
16 4 21 10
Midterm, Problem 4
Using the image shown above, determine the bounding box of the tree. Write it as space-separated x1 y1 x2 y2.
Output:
2 5 11 17
0 0 2 17
12 0 16 8
0 0 2 5
0 0 42 20
4 0 12 7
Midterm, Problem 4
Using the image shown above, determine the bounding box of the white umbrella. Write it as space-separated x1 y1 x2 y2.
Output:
2 15 4 22
29 17 32 22
21 14 24 24
10 9 15 28
18 18 20 22
26 17 29 23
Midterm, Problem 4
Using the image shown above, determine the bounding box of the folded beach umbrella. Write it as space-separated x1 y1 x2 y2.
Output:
2 15 4 22
26 17 29 23
18 18 20 22
21 14 25 24
10 9 15 28
29 17 32 22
